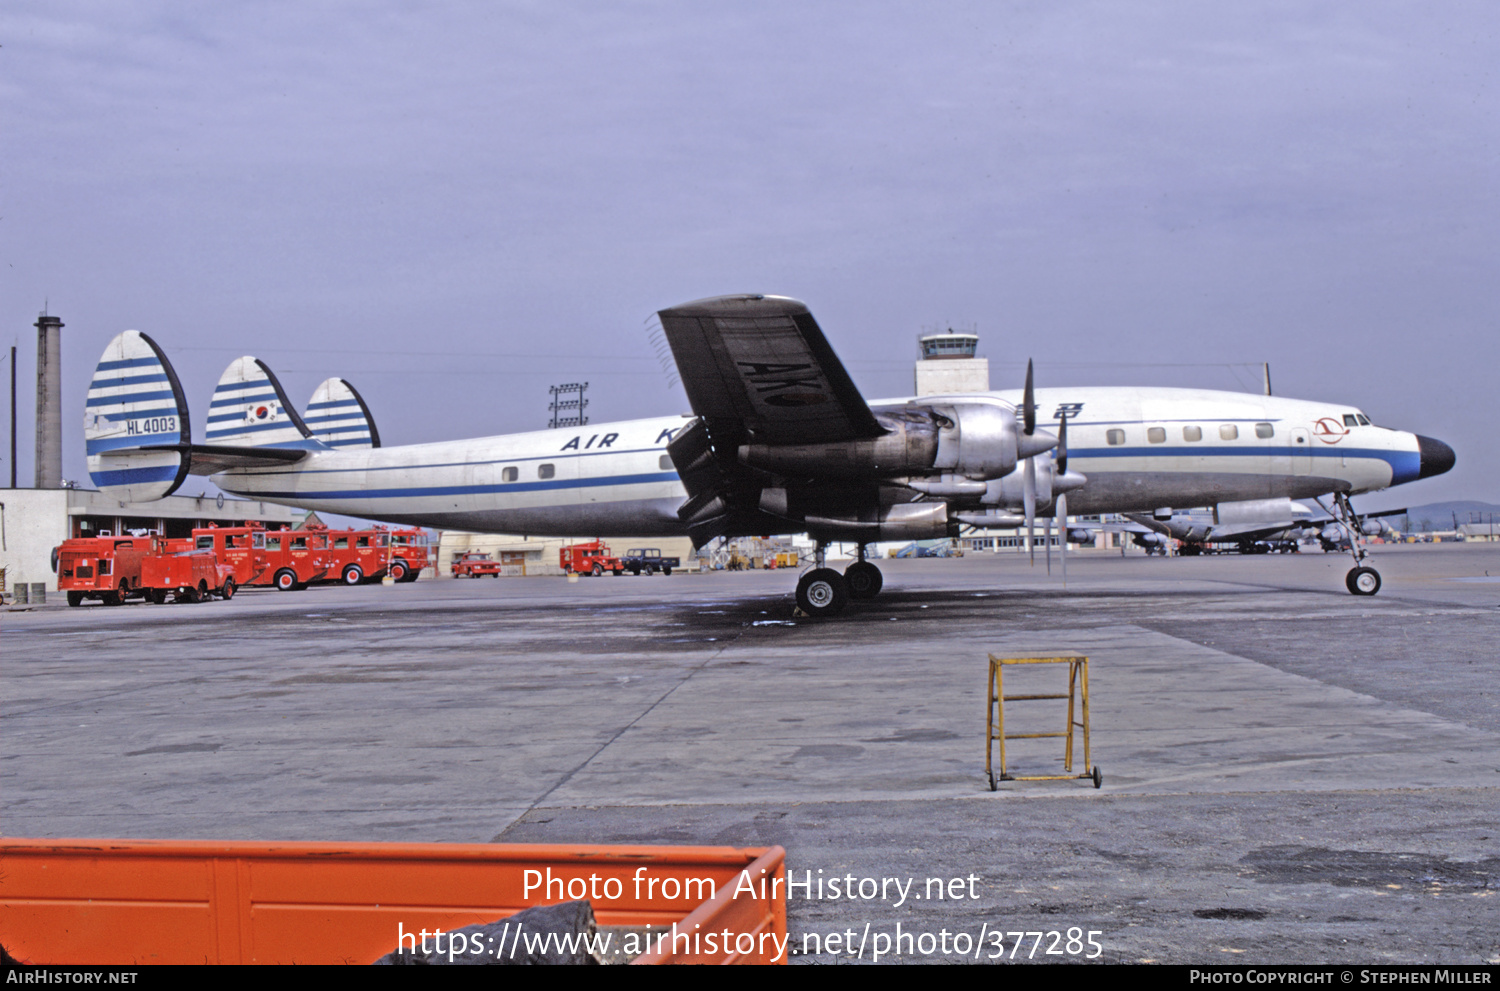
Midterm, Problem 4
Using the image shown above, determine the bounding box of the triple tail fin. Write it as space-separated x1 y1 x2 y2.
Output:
304 378 381 449
83 334 316 503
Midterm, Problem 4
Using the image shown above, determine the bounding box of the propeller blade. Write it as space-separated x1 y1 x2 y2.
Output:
1056 412 1068 475
1045 514 1052 575
1058 492 1068 587
1024 456 1036 565
1022 359 1036 436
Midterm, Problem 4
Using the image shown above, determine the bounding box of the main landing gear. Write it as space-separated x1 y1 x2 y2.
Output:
1330 491 1382 596
794 543 885 618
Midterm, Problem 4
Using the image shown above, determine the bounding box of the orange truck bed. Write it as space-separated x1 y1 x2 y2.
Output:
0 838 786 965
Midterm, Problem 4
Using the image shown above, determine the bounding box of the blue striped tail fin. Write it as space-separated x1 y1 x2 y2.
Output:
205 357 325 450
304 378 381 449
85 331 192 501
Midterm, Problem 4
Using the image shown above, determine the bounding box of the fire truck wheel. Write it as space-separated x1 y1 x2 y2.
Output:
104 587 124 606
275 569 299 592
342 565 364 586
149 589 167 605
197 581 210 602
221 578 236 601
67 591 84 607
179 585 199 604
592 563 604 577
389 560 408 582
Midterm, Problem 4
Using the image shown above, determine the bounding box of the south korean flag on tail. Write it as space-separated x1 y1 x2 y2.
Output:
205 356 320 449
85 330 192 501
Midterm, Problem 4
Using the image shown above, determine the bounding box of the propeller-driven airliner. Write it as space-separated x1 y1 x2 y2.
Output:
83 294 1454 615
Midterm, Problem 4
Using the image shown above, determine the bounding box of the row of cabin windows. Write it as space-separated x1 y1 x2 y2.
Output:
497 455 675 482
1106 423 1277 446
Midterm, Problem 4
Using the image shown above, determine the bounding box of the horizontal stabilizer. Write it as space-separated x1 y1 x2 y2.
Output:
304 378 381 449
85 331 193 501
205 357 324 450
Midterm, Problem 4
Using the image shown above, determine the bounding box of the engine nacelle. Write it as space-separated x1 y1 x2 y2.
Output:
802 501 953 541
739 402 1038 483
930 403 1022 481
738 407 941 478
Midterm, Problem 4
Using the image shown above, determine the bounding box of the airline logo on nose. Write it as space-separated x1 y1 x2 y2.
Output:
1313 417 1348 443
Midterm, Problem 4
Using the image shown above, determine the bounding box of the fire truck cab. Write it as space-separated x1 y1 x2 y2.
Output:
386 528 430 583
56 534 153 607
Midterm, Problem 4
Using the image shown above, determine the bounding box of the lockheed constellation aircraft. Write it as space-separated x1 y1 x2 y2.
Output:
84 294 1454 616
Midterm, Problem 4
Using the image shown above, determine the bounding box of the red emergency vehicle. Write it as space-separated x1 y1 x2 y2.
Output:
321 527 397 585
140 537 236 603
56 534 154 607
191 523 328 592
451 551 504 578
560 540 625 576
385 528 430 582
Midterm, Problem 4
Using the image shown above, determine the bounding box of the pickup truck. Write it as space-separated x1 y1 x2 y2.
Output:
451 552 504 578
621 548 679 576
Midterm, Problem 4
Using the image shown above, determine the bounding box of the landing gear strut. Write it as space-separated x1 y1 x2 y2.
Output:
1328 492 1382 596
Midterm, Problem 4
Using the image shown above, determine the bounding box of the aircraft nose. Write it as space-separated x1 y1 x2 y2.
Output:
1417 435 1456 479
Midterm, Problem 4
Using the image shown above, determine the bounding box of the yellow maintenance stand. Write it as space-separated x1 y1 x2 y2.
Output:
986 654 1102 790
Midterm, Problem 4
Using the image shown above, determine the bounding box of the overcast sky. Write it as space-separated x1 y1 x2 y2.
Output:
3 1 1494 510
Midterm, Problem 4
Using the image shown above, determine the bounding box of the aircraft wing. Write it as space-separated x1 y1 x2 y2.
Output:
656 295 885 446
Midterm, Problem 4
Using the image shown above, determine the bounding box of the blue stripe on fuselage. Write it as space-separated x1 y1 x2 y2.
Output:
232 470 680 501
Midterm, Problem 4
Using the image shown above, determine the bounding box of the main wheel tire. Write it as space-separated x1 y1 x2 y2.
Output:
342 565 363 586
221 577 236 601
796 568 849 618
276 569 299 592
844 561 884 599
67 590 84 607
388 560 408 583
1346 566 1381 596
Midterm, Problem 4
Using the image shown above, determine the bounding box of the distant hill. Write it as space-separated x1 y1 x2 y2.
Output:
1384 501 1500 531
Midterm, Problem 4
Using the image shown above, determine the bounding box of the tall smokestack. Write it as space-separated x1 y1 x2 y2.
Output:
35 312 63 489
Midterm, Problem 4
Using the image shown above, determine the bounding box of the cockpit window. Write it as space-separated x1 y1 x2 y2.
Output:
1356 414 1370 426
1343 414 1358 427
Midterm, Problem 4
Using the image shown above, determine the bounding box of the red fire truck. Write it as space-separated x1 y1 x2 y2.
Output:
56 535 154 606
386 528 430 582
140 537 237 603
320 527 398 585
191 523 329 592
559 540 626 576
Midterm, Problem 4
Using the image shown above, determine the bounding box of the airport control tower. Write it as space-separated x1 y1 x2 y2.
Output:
914 329 989 395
